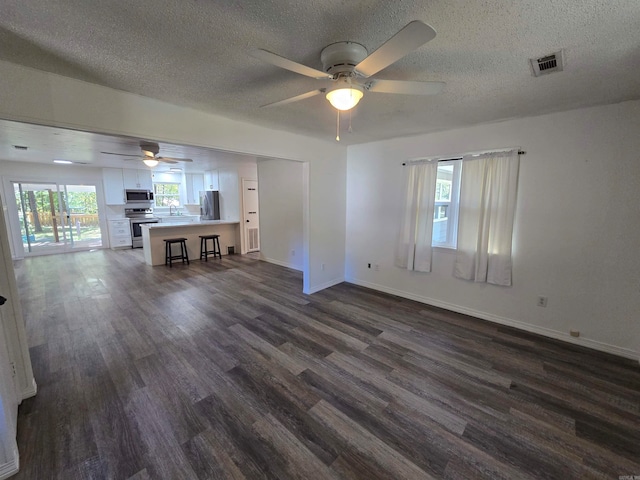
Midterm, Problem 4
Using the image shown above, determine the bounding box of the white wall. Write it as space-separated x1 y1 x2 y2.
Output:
346 100 640 360
218 167 240 222
307 156 346 292
258 159 304 271
0 60 347 293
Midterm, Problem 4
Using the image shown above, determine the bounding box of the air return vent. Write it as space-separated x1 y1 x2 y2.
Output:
247 227 259 252
530 50 564 77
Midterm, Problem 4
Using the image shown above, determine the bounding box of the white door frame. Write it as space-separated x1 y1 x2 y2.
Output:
0 193 37 479
241 178 260 254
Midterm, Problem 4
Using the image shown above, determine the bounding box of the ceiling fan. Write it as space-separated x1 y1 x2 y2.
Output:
101 141 193 167
251 20 444 112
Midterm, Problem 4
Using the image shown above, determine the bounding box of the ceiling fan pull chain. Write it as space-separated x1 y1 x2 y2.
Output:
336 110 340 142
348 109 353 134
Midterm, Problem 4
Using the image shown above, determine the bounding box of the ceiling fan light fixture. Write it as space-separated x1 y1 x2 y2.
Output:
143 158 159 167
326 84 364 111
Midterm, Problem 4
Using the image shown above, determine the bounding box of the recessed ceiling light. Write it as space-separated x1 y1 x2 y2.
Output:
53 160 73 164
169 167 182 172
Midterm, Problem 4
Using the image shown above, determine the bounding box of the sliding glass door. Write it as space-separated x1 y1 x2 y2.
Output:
13 182 102 255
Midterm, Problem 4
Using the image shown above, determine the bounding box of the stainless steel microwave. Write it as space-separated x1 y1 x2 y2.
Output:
125 189 154 203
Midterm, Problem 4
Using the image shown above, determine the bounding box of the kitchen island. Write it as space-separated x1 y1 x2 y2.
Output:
141 220 240 266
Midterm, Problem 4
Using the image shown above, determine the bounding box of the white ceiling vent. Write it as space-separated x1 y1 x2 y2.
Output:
530 50 564 77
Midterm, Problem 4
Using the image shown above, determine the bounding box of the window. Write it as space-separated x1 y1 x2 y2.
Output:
154 183 180 207
397 149 519 283
432 160 462 249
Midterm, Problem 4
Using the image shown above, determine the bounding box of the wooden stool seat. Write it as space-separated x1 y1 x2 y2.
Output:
199 234 221 261
164 238 189 267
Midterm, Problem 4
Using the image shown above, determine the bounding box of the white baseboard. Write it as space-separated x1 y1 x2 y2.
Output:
0 448 19 480
21 377 37 401
305 277 344 295
259 255 302 272
346 277 639 362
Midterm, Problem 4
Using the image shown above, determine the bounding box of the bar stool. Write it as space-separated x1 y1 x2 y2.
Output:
164 238 189 267
199 234 221 261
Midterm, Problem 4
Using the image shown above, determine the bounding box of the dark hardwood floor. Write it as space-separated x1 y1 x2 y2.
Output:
12 249 640 479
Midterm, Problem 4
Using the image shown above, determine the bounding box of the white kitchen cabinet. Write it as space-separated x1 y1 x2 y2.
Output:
138 169 153 190
102 168 125 205
123 169 153 190
204 170 219 191
108 219 131 249
185 173 205 204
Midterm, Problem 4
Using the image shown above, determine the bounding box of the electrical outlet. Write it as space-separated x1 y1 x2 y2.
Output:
537 296 548 307
570 330 580 337
374 264 380 271
367 263 371 269
291 250 295 256
321 263 325 271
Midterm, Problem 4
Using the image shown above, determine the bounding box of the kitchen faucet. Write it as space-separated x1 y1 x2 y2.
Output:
169 205 175 216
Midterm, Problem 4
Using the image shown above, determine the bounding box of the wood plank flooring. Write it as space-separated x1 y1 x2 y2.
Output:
12 249 640 479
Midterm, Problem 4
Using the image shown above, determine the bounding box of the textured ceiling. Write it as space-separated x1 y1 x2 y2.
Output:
1 0 639 145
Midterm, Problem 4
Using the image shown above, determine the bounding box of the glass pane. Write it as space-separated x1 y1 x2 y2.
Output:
65 185 103 249
432 166 452 244
154 183 181 207
432 160 461 248
13 182 65 254
13 183 29 252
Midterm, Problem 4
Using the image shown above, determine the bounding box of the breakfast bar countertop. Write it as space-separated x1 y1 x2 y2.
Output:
142 219 240 229
140 220 241 265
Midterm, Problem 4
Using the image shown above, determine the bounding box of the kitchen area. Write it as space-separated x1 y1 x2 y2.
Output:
102 163 257 263
0 125 295 270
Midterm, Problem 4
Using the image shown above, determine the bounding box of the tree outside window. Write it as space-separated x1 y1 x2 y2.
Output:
435 178 452 202
154 183 180 207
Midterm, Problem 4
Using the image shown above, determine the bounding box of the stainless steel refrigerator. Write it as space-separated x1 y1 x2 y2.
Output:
200 190 220 220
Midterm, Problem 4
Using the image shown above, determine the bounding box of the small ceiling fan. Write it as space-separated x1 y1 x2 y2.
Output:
101 141 193 167
251 21 444 112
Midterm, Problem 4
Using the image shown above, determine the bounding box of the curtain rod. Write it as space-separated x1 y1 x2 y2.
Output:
402 149 526 166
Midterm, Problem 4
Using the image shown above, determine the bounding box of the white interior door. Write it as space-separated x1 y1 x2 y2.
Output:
242 179 260 253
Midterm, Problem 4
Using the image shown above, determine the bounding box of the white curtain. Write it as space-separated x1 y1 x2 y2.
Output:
395 162 437 272
454 150 520 286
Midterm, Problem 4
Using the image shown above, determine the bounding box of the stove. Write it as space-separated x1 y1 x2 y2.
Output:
125 208 159 248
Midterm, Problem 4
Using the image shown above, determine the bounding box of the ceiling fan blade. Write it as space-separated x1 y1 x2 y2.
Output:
101 151 140 157
251 49 332 79
367 79 445 95
158 157 193 163
261 89 326 108
355 21 436 78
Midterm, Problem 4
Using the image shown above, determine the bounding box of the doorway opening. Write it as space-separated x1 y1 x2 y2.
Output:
12 182 103 255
